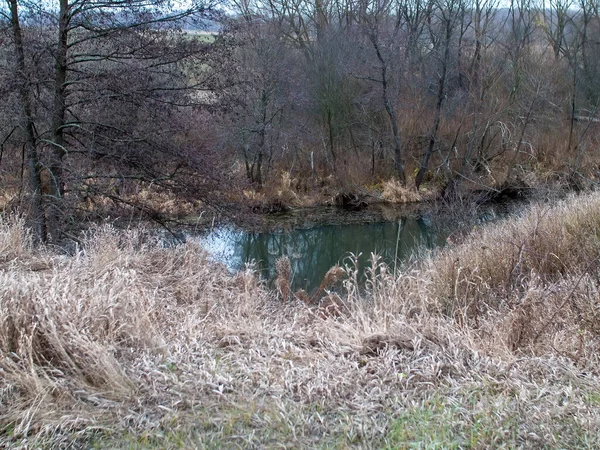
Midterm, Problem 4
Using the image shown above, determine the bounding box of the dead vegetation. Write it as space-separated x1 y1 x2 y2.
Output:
380 179 423 203
2 193 600 448
276 258 347 318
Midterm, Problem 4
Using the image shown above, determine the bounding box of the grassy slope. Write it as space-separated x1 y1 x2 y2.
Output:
1 193 600 449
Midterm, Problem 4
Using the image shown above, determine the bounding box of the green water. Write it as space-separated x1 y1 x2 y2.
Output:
201 211 448 293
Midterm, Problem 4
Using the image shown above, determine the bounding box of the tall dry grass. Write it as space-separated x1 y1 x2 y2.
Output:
425 193 600 356
0 221 264 442
1 194 600 448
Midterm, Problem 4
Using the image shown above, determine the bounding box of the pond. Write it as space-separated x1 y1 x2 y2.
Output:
200 206 450 293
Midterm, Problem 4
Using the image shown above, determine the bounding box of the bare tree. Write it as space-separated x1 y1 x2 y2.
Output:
5 0 46 242
1 0 219 240
359 0 412 183
542 0 573 60
219 16 294 186
415 0 465 190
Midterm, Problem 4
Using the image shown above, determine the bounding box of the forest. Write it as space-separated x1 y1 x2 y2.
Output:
2 0 600 448
0 0 599 239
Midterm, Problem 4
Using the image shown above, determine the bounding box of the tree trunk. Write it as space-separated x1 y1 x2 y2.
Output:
254 89 269 187
314 0 328 43
8 0 47 243
371 35 406 183
416 13 452 191
326 107 337 172
49 0 70 228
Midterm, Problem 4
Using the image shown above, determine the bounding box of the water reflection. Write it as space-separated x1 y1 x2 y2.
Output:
201 215 447 293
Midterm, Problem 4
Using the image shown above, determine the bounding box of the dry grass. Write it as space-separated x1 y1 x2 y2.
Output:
78 185 203 220
428 193 600 354
381 179 422 203
0 192 16 213
2 194 600 448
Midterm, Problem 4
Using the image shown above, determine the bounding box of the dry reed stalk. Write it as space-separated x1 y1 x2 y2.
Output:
274 256 292 302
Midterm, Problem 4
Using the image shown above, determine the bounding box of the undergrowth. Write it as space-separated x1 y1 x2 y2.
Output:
1 193 600 448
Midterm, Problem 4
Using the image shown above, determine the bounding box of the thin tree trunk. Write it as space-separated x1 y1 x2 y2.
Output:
8 0 47 243
255 89 268 187
243 143 252 181
327 107 337 171
314 0 328 43
416 15 452 191
470 1 483 85
49 0 69 209
371 35 406 183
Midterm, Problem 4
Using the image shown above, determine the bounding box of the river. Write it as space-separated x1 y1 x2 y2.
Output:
200 206 452 293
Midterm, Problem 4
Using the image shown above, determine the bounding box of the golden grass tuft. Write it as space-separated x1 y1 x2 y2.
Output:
0 215 34 265
0 192 17 213
381 179 422 203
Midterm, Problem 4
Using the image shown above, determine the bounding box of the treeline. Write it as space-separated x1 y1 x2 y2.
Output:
0 0 599 242
219 0 600 192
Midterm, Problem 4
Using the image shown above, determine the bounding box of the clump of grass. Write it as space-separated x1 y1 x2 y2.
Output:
2 195 600 448
0 192 17 213
381 179 422 203
0 223 267 442
275 171 300 205
274 255 292 301
429 193 600 302
0 215 34 265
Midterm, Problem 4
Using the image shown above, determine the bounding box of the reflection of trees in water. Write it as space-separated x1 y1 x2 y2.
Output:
222 217 445 293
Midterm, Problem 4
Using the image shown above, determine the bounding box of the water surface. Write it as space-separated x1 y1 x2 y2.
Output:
201 211 448 293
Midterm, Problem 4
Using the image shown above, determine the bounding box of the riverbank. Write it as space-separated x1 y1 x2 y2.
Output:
0 169 546 241
1 192 600 448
